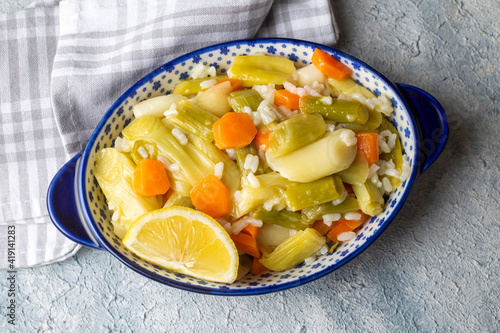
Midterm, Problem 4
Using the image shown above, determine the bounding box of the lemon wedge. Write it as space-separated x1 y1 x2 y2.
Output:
123 207 238 283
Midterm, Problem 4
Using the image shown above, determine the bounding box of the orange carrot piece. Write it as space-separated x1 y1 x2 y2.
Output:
326 221 354 242
133 158 170 196
251 257 269 275
213 112 258 149
274 89 301 110
163 188 175 205
355 132 379 164
241 224 260 238
340 211 370 230
312 220 332 236
215 78 242 91
255 128 272 151
190 174 231 218
311 48 353 81
231 232 261 258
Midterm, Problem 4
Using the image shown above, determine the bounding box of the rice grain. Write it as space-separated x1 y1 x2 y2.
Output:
114 136 131 153
137 146 148 159
214 162 224 179
337 231 356 242
171 128 188 145
322 213 341 226
304 256 316 265
225 148 236 160
250 155 259 173
167 163 180 172
157 155 170 169
382 177 392 192
247 173 260 188
332 191 347 205
344 212 362 220
200 79 217 89
244 154 253 170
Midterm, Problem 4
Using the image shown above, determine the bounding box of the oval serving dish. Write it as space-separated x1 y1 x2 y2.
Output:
47 38 448 295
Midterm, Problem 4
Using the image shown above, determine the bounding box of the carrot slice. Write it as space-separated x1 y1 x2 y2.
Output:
190 174 231 218
311 48 353 81
251 257 269 275
215 78 242 91
326 221 354 242
213 112 258 149
231 232 261 258
133 158 170 196
274 89 300 110
355 132 379 164
255 128 272 151
312 220 332 236
163 188 175 205
241 224 260 238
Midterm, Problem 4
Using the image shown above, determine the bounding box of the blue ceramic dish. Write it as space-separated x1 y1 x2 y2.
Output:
47 38 448 295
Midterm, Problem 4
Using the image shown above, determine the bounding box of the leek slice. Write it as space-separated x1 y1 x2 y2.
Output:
259 228 326 271
228 55 295 87
266 129 357 183
122 115 215 196
95 148 161 238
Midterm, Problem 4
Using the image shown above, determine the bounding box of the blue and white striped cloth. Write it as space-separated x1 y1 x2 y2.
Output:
0 0 339 268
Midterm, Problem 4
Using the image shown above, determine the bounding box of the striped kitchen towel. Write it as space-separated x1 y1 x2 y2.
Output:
51 0 339 155
0 0 339 268
0 1 80 269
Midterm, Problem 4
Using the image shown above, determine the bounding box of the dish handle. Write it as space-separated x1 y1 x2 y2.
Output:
396 83 448 173
47 153 103 250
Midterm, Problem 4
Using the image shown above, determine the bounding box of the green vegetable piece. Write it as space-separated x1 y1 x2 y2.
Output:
340 107 382 132
352 180 384 216
169 100 219 142
266 129 358 183
187 133 241 194
235 144 256 173
328 242 339 253
252 207 310 230
327 77 376 99
259 228 326 271
300 96 369 124
256 223 295 249
285 175 345 211
379 119 404 189
194 81 233 117
228 89 264 112
344 83 377 99
172 76 226 96
122 115 215 196
336 150 370 185
301 196 360 221
130 140 158 164
234 143 266 176
236 172 287 217
268 114 326 158
326 77 358 97
95 148 162 239
163 192 194 208
236 254 253 281
228 55 295 87
132 94 187 118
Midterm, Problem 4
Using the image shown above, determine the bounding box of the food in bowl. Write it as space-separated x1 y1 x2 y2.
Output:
94 48 411 283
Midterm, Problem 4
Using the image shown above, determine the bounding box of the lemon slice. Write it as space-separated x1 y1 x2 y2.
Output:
123 207 239 283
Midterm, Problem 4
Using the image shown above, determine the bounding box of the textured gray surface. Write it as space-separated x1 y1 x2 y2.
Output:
1 0 499 332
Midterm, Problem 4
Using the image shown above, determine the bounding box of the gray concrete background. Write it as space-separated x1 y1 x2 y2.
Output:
1 0 499 332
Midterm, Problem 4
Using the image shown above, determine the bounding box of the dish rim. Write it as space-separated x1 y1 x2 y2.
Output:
77 38 420 295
